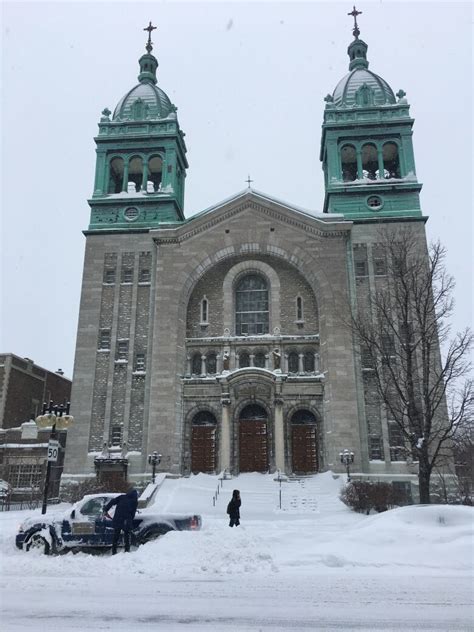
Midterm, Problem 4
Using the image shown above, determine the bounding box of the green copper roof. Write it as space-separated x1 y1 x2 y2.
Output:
332 68 395 107
113 81 174 120
112 24 175 121
331 9 395 109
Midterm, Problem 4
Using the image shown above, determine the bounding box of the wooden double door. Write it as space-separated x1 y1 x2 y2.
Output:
239 419 268 472
191 425 216 474
291 424 318 474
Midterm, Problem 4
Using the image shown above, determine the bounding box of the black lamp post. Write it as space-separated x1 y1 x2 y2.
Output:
148 451 162 483
339 449 355 482
35 400 74 514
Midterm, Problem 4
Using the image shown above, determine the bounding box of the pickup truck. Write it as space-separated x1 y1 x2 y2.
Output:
16 493 202 555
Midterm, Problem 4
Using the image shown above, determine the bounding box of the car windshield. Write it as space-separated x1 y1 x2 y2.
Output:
80 497 107 516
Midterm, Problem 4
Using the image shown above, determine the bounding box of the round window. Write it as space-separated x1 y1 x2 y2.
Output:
366 195 383 211
124 207 139 222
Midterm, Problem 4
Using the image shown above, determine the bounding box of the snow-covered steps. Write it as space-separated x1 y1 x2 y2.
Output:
149 471 348 522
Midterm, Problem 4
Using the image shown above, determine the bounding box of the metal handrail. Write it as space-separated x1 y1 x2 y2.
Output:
212 469 227 506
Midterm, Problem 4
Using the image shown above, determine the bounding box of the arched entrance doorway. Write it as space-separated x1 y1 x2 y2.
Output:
191 411 217 474
291 410 318 474
239 404 268 472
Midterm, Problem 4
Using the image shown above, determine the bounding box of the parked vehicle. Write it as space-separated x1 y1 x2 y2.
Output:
16 493 202 554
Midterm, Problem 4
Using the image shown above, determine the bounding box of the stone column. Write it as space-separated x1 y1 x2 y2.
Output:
141 161 148 192
377 148 385 180
220 396 231 471
201 355 206 377
298 353 304 374
249 354 255 367
314 352 320 373
274 398 285 472
185 355 191 377
122 161 129 192
356 149 363 179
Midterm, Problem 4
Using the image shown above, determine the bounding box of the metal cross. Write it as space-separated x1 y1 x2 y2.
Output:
245 175 254 188
144 21 157 53
348 5 362 38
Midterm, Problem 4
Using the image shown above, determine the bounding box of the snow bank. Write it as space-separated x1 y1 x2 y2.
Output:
1 473 472 581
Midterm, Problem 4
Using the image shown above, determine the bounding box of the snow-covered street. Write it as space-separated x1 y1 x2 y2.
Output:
1 473 473 631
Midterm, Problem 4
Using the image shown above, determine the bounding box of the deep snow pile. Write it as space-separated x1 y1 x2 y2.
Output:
1 471 472 578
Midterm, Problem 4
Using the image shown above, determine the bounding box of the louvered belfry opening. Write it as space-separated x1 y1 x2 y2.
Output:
239 404 268 473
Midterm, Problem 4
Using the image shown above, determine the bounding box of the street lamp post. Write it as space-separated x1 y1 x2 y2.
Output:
35 401 74 514
148 451 162 483
339 449 355 482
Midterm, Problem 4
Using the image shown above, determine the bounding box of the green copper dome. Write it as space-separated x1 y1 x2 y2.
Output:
332 68 396 108
331 17 395 109
113 31 175 121
113 81 174 121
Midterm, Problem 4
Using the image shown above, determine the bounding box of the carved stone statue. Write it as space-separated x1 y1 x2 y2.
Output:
272 348 281 370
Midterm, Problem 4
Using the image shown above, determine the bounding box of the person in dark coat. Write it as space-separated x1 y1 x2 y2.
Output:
226 489 241 527
104 487 139 554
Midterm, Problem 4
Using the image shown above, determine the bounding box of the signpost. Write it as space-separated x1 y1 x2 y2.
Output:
47 440 60 462
35 401 74 514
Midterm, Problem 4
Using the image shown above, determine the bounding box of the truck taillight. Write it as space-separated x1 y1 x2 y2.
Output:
190 516 199 530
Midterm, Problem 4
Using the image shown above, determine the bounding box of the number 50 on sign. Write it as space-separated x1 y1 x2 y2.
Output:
47 440 60 462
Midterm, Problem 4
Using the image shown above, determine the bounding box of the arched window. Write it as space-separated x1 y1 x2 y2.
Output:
200 297 209 324
303 351 315 372
239 352 250 368
362 144 378 180
235 274 269 336
108 157 124 193
131 98 146 120
291 409 317 424
128 156 143 192
206 353 217 375
191 353 202 375
193 410 217 426
148 156 163 192
240 404 267 420
254 352 266 368
341 144 357 182
288 352 299 374
356 84 374 107
382 142 401 179
296 296 304 321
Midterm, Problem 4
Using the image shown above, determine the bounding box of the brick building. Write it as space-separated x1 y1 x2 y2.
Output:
0 354 71 501
0 354 71 429
63 20 446 501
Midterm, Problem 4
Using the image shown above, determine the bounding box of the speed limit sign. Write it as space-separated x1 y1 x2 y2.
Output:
47 440 60 462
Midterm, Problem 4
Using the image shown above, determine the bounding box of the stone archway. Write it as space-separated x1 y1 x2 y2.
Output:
191 411 217 474
239 404 268 472
291 410 318 474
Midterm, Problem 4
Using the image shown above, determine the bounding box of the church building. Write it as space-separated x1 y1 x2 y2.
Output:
63 14 427 499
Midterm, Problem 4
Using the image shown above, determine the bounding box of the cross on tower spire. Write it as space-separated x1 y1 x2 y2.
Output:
144 21 157 53
245 175 254 189
348 5 362 39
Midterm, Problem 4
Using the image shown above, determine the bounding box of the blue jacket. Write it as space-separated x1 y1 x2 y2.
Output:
104 489 138 529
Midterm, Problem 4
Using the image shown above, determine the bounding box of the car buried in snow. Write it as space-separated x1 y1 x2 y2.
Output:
15 493 202 555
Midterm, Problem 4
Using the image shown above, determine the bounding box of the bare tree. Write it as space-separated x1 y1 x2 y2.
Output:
350 227 473 503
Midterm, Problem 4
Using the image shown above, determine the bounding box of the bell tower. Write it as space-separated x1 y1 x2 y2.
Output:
320 8 422 219
88 22 188 232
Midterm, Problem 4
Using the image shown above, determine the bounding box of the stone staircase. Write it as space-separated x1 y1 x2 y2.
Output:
283 474 346 518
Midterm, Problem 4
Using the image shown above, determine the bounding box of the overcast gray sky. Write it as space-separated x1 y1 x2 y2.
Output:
1 1 472 378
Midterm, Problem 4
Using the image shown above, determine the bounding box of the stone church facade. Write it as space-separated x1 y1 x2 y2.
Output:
63 19 429 498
